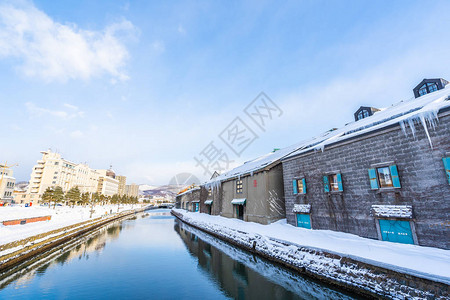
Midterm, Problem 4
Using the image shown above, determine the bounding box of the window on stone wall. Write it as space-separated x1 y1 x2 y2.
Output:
329 174 339 191
208 188 212 196
323 173 343 192
236 180 243 194
377 167 393 188
294 178 306 194
368 165 401 189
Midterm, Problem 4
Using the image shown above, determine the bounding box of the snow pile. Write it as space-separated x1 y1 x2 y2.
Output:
371 205 413 219
0 205 140 245
172 209 450 283
292 204 311 213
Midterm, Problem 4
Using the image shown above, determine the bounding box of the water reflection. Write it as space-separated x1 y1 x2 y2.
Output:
0 210 357 300
174 219 355 300
0 221 124 291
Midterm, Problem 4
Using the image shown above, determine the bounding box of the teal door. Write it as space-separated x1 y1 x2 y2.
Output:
379 219 414 244
296 214 311 229
194 203 199 212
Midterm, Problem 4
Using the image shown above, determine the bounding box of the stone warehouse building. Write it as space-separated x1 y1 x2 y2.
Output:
201 144 311 225
282 78 450 249
176 186 202 212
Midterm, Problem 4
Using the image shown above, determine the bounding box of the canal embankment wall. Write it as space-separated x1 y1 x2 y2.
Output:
0 207 148 273
171 209 450 299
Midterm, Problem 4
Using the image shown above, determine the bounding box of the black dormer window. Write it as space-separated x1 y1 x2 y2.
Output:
357 109 369 121
418 82 438 97
413 78 448 98
354 106 379 122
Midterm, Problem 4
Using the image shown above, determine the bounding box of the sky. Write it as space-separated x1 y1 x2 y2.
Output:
1 0 450 185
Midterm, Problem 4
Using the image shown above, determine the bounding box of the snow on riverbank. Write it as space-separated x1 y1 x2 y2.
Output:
173 209 450 281
0 205 141 245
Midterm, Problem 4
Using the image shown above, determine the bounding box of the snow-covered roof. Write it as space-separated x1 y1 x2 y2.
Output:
293 204 311 213
176 186 201 197
204 200 213 205
285 85 450 160
231 198 246 205
205 85 450 186
371 205 413 219
204 139 323 185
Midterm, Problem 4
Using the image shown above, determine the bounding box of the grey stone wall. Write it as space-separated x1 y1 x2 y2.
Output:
282 112 450 249
211 166 286 225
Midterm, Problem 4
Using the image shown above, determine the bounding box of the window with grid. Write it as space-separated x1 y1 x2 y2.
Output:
236 180 243 194
357 109 370 120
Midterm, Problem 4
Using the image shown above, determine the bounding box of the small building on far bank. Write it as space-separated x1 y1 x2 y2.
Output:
176 186 201 212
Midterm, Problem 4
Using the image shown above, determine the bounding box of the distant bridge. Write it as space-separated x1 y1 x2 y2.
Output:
158 203 174 209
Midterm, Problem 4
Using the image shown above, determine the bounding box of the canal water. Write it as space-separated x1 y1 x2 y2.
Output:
0 209 358 299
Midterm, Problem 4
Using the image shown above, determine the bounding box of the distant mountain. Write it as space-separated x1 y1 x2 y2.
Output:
138 184 185 199
138 184 159 191
15 181 29 192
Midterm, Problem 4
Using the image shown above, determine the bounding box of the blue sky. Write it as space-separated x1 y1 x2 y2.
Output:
1 0 450 185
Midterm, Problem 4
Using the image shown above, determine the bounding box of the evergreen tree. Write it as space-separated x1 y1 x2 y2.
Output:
53 186 64 209
81 192 90 206
66 186 81 208
99 194 106 206
41 187 54 206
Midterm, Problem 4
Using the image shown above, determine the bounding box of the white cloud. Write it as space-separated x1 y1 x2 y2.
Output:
177 24 186 35
70 130 83 138
25 102 84 120
151 40 165 53
0 1 135 82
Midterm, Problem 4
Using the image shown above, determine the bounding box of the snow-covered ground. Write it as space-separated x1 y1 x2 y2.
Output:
0 205 141 245
173 209 450 282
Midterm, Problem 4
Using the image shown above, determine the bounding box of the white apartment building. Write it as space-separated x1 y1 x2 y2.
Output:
0 165 16 203
26 150 101 203
24 150 127 203
96 169 119 196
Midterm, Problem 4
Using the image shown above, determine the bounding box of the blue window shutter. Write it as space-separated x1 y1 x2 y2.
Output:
368 168 379 189
443 157 450 185
390 165 401 188
323 176 329 193
302 178 307 194
293 180 298 194
337 173 343 191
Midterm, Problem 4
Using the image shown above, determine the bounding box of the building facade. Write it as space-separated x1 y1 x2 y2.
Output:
176 187 201 212
125 183 139 198
0 165 16 204
25 150 101 204
282 80 450 249
96 169 119 196
212 164 286 225
116 175 127 196
24 150 127 204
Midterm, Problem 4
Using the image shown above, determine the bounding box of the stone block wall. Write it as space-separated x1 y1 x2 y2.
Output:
282 112 450 249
